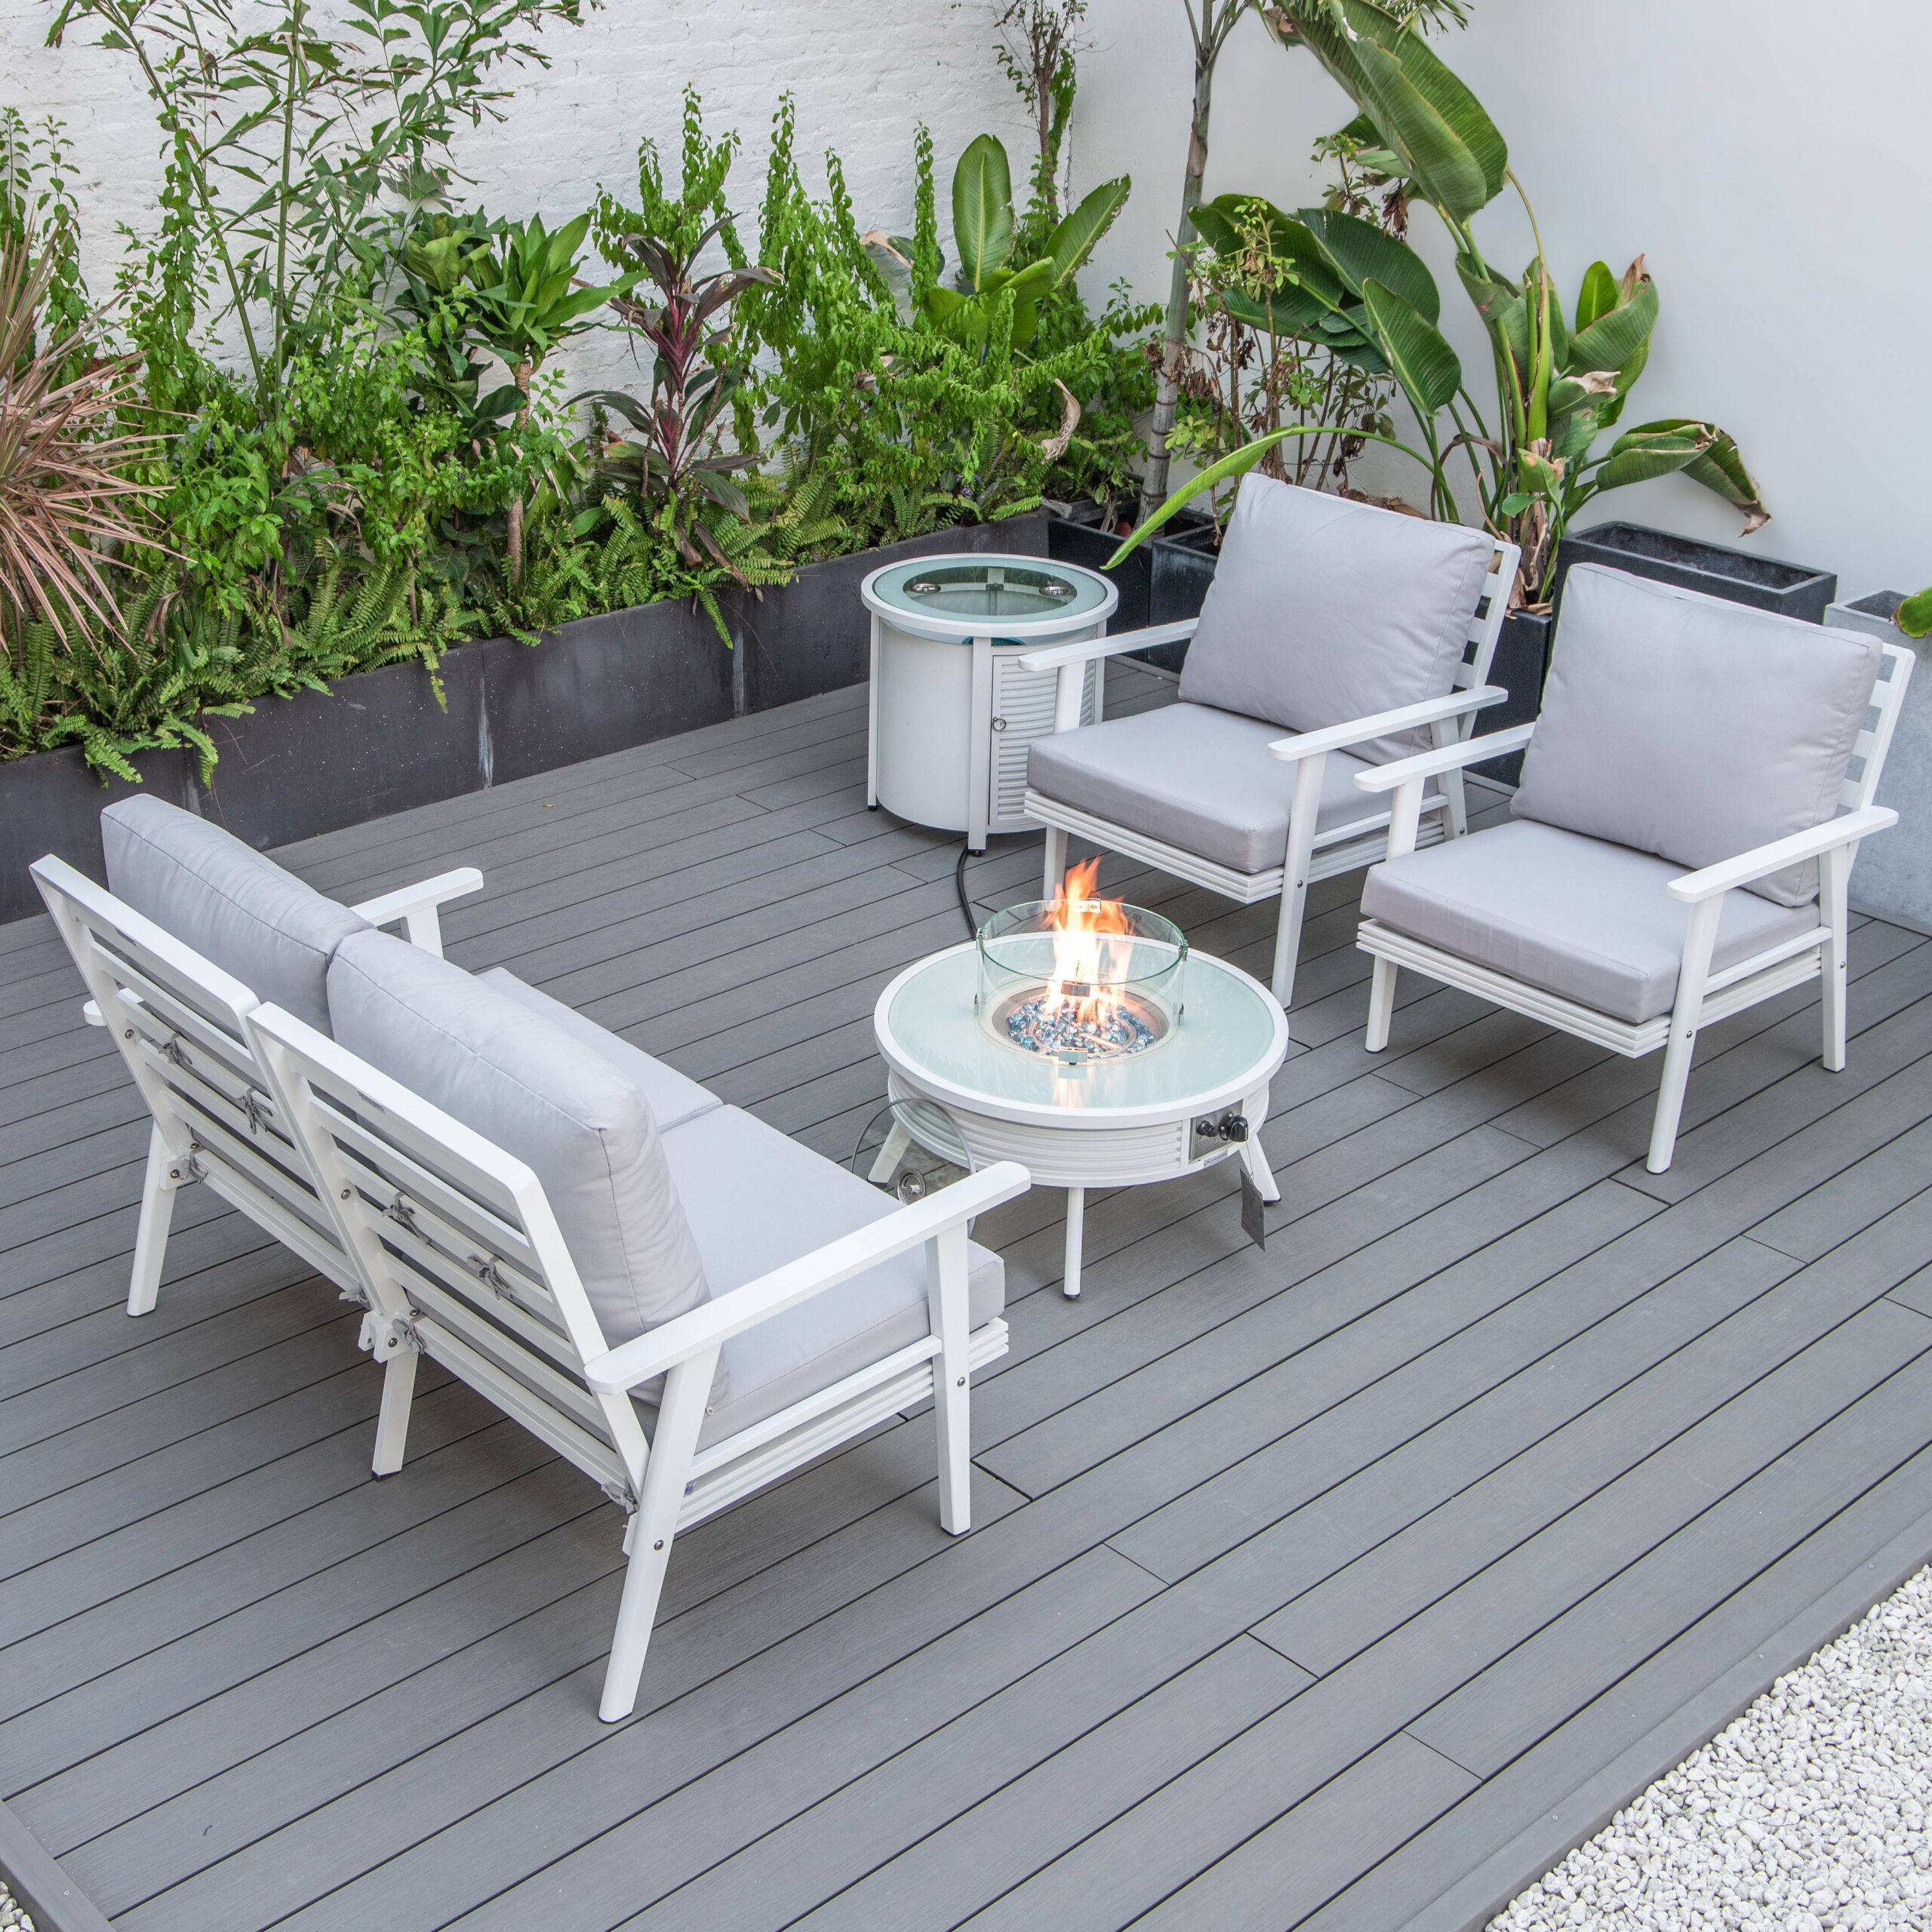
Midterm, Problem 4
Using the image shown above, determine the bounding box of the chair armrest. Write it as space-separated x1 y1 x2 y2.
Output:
582 1160 1032 1393
1666 807 1898 904
1268 687 1508 764
349 867 485 957
1017 620 1198 673
1353 724 1537 794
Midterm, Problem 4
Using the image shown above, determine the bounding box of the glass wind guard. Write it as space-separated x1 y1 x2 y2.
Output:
888 948 1278 1114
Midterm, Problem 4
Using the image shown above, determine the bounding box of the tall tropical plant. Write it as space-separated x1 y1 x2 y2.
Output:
1137 0 1466 521
1262 0 1765 599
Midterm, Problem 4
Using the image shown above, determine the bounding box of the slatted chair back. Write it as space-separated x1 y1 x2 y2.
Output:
1451 540 1522 714
1843 642 1914 811
245 998 653 1506
31 854 356 1297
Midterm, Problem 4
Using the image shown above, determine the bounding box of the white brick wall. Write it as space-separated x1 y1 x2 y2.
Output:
0 0 1033 389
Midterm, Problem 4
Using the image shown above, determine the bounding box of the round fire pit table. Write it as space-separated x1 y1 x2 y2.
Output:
862 555 1118 853
873 942 1288 1297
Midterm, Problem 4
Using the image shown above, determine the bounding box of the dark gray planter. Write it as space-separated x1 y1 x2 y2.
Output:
192 642 493 848
0 742 192 920
483 598 733 789
731 513 1050 714
0 515 1057 924
1825 592 1932 933
1046 507 1152 640
1553 521 1836 623
1469 608 1554 789
1144 514 1218 675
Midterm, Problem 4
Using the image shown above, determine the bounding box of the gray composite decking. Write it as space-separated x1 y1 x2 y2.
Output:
6 664 1932 1932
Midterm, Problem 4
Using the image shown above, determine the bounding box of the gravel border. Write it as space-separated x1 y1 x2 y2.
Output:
1492 1567 1932 1931
0 1877 36 1932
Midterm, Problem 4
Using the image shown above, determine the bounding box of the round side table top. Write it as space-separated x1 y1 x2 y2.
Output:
874 942 1288 1130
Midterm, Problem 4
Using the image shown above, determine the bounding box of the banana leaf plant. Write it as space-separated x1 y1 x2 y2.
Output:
919 133 1129 351
1260 0 1767 603
1187 191 1464 518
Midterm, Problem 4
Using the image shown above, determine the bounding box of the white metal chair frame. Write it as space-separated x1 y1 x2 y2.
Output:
31 853 484 1317
1352 640 1915 1174
1017 539 1522 1009
244 1000 1028 1721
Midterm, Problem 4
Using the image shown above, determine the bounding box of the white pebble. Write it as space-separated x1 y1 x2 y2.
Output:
1491 1567 1932 1932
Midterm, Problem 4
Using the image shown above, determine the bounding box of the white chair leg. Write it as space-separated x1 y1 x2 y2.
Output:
1821 843 1853 1072
1647 897 1722 1174
1364 958 1398 1053
926 1222 973 1535
128 1124 182 1316
601 1347 716 1724
1042 826 1069 897
1270 755 1326 1009
372 1346 420 1477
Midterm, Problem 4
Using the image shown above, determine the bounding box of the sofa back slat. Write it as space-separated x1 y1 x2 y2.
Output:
33 855 363 1294
318 1095 546 1285
250 1004 654 1499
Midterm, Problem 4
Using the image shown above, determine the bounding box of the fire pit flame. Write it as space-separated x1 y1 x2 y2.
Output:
977 865 1186 1065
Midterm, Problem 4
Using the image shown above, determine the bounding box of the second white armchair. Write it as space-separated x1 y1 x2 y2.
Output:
1020 474 1519 1009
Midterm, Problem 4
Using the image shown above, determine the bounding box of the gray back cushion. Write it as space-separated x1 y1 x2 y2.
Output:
1177 473 1495 761
1513 565 1883 907
102 795 365 1034
327 931 712 1360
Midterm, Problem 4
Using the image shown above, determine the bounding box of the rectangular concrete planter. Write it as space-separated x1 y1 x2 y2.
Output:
1045 504 1152 640
1469 607 1554 789
1143 514 1218 675
1554 521 1836 622
0 514 1051 926
1826 592 1932 932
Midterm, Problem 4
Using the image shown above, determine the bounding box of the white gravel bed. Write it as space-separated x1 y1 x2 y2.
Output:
1491 1567 1932 1931
0 1877 34 1931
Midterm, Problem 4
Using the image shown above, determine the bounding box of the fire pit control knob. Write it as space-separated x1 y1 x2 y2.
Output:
1192 1113 1249 1144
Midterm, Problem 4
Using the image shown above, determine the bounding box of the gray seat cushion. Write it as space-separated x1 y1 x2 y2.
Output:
326 931 712 1360
1027 701 1439 876
479 969 721 1133
1514 565 1883 908
1361 819 1819 1024
657 1104 1004 1450
102 795 366 1035
1177 474 1495 761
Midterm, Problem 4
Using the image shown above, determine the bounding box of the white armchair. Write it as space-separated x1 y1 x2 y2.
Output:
1020 474 1519 1009
1352 564 1913 1172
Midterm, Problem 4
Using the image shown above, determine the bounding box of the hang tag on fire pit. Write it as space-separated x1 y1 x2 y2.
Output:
1240 1168 1267 1251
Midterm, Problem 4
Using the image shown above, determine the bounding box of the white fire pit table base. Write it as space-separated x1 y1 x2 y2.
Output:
874 943 1290 1298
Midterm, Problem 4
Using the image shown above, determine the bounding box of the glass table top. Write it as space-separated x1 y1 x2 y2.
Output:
869 557 1111 624
883 945 1282 1117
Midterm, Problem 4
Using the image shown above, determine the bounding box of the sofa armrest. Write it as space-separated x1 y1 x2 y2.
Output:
349 867 485 957
1666 807 1897 904
1267 686 1507 765
1017 620 1198 674
582 1160 1032 1393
